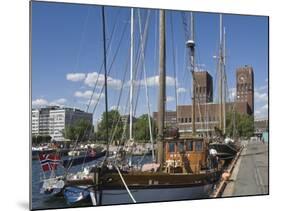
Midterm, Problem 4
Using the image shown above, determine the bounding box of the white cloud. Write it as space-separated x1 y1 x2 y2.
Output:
74 90 93 99
177 87 186 94
32 98 49 107
74 90 104 100
255 91 268 103
84 72 104 87
84 72 122 90
49 98 67 106
166 96 175 102
255 84 268 92
255 103 268 118
261 104 268 110
32 98 67 107
66 73 86 82
136 75 176 87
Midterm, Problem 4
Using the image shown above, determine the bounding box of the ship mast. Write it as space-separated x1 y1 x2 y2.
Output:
223 27 226 134
219 14 226 134
187 12 196 136
157 9 166 166
101 6 109 157
129 8 134 141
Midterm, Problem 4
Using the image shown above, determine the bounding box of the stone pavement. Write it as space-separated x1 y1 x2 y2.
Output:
222 141 269 197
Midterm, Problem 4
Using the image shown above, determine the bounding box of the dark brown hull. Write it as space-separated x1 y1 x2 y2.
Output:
66 170 221 189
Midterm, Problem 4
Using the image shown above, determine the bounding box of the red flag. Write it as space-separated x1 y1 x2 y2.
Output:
39 153 61 172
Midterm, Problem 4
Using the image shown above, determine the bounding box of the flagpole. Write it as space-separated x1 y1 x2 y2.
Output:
38 153 46 180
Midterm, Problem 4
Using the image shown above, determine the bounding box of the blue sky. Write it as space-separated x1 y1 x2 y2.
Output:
31 1 268 123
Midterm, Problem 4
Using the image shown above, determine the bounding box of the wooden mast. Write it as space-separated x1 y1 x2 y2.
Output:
219 14 225 134
101 6 109 157
157 9 166 166
223 27 226 134
187 12 196 136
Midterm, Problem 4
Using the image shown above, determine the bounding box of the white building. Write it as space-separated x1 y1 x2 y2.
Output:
32 106 93 141
31 109 39 135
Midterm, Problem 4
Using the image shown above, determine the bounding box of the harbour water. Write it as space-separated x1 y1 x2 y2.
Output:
32 155 154 209
32 157 90 210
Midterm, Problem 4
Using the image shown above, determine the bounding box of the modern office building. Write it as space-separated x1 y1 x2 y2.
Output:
32 106 93 141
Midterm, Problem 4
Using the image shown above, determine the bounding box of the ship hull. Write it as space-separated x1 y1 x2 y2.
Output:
97 184 212 205
65 170 220 205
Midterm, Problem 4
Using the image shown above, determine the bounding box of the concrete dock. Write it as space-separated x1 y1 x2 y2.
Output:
222 141 269 197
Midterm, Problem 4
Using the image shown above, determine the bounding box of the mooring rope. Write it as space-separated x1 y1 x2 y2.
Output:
114 165 136 203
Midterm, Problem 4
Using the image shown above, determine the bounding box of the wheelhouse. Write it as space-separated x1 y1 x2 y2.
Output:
164 136 207 173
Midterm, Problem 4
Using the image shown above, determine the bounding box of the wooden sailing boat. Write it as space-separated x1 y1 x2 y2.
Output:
64 9 223 206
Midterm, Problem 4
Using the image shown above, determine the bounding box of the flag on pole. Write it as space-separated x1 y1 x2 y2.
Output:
39 153 61 172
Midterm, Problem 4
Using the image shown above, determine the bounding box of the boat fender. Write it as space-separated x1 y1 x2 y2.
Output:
222 171 230 181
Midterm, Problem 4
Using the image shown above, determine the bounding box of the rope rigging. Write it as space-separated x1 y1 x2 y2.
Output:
65 8 128 173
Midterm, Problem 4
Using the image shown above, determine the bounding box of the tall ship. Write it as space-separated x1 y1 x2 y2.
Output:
62 8 223 206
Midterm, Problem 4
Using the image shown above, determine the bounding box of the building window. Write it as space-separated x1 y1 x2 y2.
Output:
189 117 192 123
186 141 193 151
169 143 175 153
185 118 188 123
177 142 184 153
195 141 203 151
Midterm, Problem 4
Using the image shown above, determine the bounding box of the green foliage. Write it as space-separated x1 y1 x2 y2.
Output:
97 110 123 141
133 114 156 142
32 135 52 144
63 119 93 142
96 110 156 143
226 112 254 139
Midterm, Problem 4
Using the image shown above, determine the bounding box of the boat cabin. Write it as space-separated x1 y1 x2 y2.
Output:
164 136 207 174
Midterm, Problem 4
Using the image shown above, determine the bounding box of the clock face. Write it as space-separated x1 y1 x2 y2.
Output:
239 74 247 83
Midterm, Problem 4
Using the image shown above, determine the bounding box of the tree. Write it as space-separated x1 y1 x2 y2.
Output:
97 110 123 142
226 112 254 139
133 114 156 142
32 135 52 145
63 119 94 142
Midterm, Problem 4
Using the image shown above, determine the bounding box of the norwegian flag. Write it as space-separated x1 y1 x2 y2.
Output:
39 153 61 172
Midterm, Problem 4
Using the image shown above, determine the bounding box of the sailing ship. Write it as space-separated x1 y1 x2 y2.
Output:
63 8 224 206
208 15 241 161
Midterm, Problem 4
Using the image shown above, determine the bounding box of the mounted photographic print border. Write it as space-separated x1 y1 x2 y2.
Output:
30 0 269 210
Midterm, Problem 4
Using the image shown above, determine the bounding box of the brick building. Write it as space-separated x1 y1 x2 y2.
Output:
153 65 254 136
176 101 250 134
194 71 213 103
236 65 254 115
